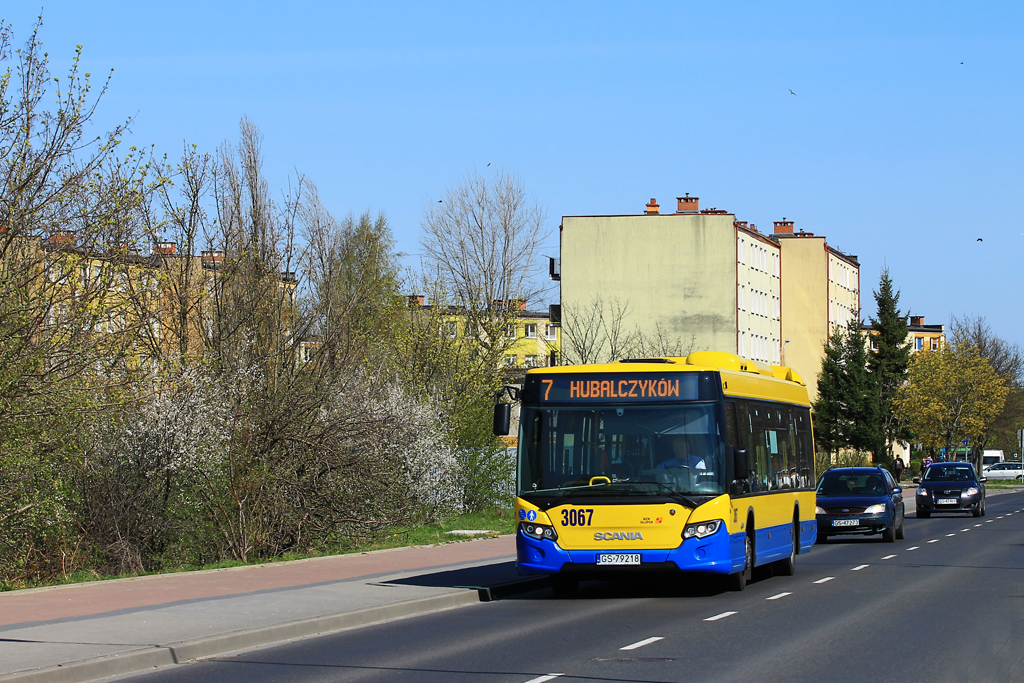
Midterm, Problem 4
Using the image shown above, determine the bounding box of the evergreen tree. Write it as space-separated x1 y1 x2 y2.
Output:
812 327 847 454
868 268 911 464
844 317 879 453
813 319 878 455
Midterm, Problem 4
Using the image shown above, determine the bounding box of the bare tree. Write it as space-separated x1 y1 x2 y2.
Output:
560 294 699 365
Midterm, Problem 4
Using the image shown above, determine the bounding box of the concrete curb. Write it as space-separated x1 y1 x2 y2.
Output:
0 577 547 683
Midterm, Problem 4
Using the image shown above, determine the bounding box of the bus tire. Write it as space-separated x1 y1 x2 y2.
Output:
550 575 578 598
728 532 753 591
774 518 798 576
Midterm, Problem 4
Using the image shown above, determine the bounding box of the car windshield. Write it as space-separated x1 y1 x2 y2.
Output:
924 465 975 481
518 403 726 499
817 472 887 496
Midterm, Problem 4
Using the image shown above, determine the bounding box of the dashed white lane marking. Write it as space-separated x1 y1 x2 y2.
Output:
962 529 970 532
907 546 920 551
998 516 1004 519
852 564 869 571
524 675 564 683
621 637 664 650
814 576 835 584
975 524 983 527
987 520 994 523
928 539 939 543
946 533 956 537
766 592 792 600
705 611 737 622
882 554 897 560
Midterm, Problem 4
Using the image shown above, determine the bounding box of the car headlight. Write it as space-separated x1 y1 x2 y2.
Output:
519 522 558 541
815 506 827 515
863 504 886 514
963 486 980 497
917 487 929 497
682 520 722 539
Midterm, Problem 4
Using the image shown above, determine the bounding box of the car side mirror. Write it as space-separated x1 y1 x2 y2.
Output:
912 477 920 484
893 486 902 494
733 448 749 481
979 477 987 483
493 403 511 436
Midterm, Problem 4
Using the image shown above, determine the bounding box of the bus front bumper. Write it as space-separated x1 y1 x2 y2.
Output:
516 529 747 576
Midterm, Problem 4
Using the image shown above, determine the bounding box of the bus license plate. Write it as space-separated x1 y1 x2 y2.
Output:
938 498 958 505
598 553 640 565
832 519 859 527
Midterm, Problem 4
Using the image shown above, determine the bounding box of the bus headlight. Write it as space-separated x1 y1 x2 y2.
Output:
683 520 722 540
519 522 558 541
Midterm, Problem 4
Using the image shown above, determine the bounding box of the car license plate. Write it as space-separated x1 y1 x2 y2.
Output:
597 553 640 565
938 498 958 505
832 519 859 527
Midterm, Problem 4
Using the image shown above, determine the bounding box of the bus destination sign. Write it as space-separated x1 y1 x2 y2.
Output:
523 373 701 403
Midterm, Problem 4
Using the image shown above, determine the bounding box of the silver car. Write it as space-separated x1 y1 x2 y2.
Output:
982 462 1023 481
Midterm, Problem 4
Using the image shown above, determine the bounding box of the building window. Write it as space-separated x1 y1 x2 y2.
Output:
870 337 879 351
524 323 537 339
445 321 457 338
548 352 558 366
525 355 538 367
506 324 516 339
930 337 939 351
545 324 557 340
504 355 517 367
915 337 923 351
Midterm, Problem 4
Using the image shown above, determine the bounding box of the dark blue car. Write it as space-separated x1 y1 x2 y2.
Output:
815 466 906 543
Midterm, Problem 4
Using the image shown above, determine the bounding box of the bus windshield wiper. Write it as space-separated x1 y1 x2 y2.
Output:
647 481 699 508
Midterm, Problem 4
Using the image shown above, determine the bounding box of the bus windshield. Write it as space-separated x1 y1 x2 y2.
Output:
518 403 726 500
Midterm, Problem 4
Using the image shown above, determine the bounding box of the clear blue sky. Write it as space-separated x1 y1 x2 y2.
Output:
7 2 1023 343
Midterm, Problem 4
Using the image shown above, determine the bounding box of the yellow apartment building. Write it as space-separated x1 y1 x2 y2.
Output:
861 315 945 354
560 196 782 366
773 222 861 401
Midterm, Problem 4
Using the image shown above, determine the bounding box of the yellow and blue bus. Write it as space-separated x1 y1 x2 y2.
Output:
494 351 817 594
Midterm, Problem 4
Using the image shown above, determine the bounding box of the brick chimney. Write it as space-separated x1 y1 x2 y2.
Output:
155 241 177 255
408 294 425 306
201 251 224 269
645 198 660 214
773 218 794 234
676 194 699 213
910 316 924 326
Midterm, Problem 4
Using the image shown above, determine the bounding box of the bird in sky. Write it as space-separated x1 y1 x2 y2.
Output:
438 200 443 203
788 89 796 96
487 162 492 167
977 238 983 242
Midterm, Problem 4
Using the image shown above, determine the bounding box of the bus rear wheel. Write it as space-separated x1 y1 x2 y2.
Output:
774 520 798 576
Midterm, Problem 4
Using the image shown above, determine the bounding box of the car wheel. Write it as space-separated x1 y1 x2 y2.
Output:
728 534 753 591
550 575 578 598
775 520 798 576
972 505 982 517
895 513 906 540
916 510 930 519
981 501 986 517
882 523 896 543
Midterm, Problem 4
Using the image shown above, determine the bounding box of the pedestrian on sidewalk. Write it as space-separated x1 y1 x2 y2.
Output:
894 456 905 482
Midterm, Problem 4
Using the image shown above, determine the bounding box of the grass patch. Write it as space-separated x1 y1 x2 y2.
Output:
1 509 517 593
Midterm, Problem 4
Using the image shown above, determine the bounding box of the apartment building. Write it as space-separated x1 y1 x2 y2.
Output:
559 195 860 400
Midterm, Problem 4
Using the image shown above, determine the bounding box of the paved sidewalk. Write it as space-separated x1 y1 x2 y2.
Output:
0 535 541 683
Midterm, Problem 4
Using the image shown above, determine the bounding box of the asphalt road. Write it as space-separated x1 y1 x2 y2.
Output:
123 492 1024 683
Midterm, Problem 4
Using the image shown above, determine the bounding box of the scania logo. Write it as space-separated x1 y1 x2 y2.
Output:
594 532 643 541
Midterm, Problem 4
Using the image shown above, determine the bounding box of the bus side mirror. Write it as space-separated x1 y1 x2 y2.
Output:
493 403 511 436
733 448 749 481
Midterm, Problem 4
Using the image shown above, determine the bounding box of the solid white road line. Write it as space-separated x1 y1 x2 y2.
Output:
852 564 869 571
906 546 920 551
882 554 896 560
524 675 564 683
928 539 939 543
705 611 737 622
621 637 664 651
766 592 792 600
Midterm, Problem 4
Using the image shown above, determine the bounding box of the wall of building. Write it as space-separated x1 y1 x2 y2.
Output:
777 234 830 401
736 228 781 365
561 212 738 358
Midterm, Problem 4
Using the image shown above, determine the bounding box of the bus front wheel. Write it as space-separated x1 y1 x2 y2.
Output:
728 534 753 591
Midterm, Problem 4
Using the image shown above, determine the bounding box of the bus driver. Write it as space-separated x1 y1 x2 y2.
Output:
655 435 706 470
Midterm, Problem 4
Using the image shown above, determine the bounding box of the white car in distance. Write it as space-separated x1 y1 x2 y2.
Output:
982 462 1024 481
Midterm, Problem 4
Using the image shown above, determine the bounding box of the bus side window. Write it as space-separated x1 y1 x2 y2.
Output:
736 401 758 491
750 403 770 491
794 407 814 484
